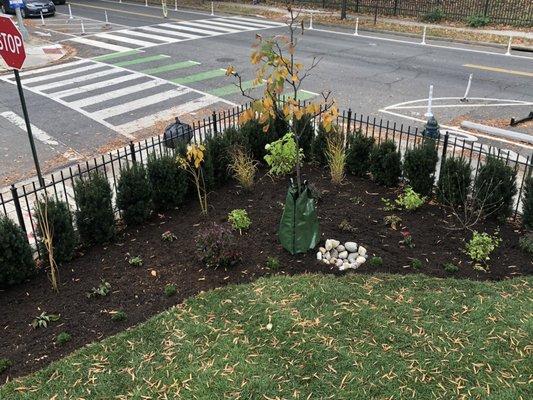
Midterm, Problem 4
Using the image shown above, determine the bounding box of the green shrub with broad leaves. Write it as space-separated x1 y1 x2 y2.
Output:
466 231 501 262
437 157 472 207
0 215 35 288
228 209 251 233
74 173 115 245
346 131 374 177
147 154 188 211
264 132 304 176
473 157 516 220
35 197 77 264
396 186 425 210
403 140 438 196
467 14 490 27
369 140 402 187
117 164 153 226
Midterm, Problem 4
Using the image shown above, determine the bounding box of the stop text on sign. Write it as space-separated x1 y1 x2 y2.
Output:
0 32 23 54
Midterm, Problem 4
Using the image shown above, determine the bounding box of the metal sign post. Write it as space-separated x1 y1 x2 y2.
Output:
9 0 29 41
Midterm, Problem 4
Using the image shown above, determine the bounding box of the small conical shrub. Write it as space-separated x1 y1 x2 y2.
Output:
403 139 439 196
35 197 77 264
369 140 402 187
74 173 115 245
522 176 533 230
473 157 517 220
346 131 374 177
311 123 337 166
117 164 152 226
147 154 188 211
437 157 472 207
0 215 35 288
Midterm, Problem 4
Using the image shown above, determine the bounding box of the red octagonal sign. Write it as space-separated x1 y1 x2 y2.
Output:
0 16 26 70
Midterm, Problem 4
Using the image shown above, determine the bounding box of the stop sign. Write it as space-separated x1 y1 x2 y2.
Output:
0 16 26 70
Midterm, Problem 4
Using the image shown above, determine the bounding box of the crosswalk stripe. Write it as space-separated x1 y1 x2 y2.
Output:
208 80 261 97
178 20 238 33
70 80 163 108
171 69 226 84
118 30 177 43
115 95 219 135
34 69 120 92
96 88 192 120
112 54 170 67
53 73 140 98
18 60 88 77
201 19 258 31
141 61 200 75
22 63 104 84
138 26 201 40
230 16 285 26
1 111 59 146
94 32 157 47
213 18 273 29
93 50 143 61
69 37 133 52
159 23 225 36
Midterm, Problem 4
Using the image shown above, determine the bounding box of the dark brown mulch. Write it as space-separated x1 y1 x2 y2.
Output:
1 167 531 384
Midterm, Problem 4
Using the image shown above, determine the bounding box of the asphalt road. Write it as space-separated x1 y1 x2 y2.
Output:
1 0 532 183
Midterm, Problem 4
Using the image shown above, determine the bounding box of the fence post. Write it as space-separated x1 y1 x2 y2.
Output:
212 111 218 135
346 108 352 134
483 0 490 17
10 184 27 234
393 0 398 16
129 141 136 163
438 131 449 178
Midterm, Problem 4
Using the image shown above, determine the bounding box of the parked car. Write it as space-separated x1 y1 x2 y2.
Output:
1 0 56 18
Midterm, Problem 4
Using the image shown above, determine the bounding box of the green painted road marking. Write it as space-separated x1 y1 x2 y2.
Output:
281 90 317 101
93 50 142 62
141 61 200 75
112 55 170 67
171 69 227 85
208 79 262 97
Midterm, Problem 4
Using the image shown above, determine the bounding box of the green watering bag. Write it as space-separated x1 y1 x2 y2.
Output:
278 181 320 254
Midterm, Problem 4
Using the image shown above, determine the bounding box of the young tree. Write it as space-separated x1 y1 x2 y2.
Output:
226 5 338 194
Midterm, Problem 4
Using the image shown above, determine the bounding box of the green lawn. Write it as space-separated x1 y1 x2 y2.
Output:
2 274 531 399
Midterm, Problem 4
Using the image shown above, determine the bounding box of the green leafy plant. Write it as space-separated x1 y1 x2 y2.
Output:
0 215 36 288
384 215 402 230
443 263 459 273
522 176 533 230
0 358 12 374
111 310 127 322
403 140 438 196
410 258 423 270
164 284 177 297
346 131 374 177
467 14 490 27
196 223 241 268
128 256 143 267
227 209 252 233
465 231 501 262
117 164 153 226
228 146 258 190
369 256 383 267
266 256 281 270
370 140 402 187
400 229 415 248
473 157 516 220
56 332 71 345
87 279 111 298
31 312 60 329
381 198 396 211
339 219 357 233
395 187 426 211
147 154 188 212
422 8 444 22
264 132 304 176
350 196 363 205
74 173 115 245
437 157 472 207
161 231 177 242
518 234 533 255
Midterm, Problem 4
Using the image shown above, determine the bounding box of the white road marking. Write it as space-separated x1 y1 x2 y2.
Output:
200 19 259 31
120 29 177 43
21 63 104 84
138 25 200 39
94 32 157 47
229 16 285 26
116 95 220 135
18 59 88 76
69 36 132 52
213 18 273 29
52 73 139 98
1 111 59 146
179 19 239 33
70 80 163 108
96 88 193 120
159 22 228 36
33 69 120 91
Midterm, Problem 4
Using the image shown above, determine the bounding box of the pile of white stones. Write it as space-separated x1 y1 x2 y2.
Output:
317 239 367 271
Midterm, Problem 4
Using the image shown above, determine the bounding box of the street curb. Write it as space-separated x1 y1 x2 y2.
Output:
461 121 533 145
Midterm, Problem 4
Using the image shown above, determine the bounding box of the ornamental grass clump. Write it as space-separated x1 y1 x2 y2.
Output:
228 146 258 190
177 144 208 215
196 223 240 268
0 215 35 288
325 130 346 185
116 164 153 226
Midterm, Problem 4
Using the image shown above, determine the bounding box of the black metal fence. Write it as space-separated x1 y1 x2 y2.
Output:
277 0 533 26
1 101 531 259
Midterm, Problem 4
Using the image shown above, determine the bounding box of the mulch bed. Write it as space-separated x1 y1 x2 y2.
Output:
1 166 531 383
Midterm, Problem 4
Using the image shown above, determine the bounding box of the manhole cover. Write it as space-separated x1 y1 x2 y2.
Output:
217 57 234 62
